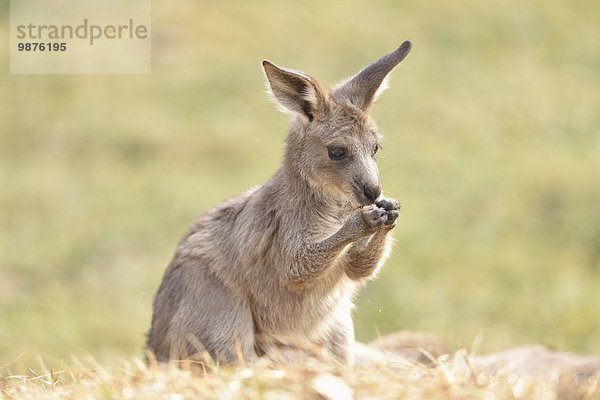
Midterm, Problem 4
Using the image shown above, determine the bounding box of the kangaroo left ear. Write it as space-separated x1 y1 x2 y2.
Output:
262 60 330 122
333 40 412 112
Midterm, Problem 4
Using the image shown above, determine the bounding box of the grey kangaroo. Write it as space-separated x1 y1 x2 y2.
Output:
146 41 412 366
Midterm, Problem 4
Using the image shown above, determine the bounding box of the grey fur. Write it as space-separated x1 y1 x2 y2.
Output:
146 42 412 366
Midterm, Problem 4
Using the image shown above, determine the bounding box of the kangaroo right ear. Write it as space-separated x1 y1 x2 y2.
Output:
262 60 328 122
333 41 412 112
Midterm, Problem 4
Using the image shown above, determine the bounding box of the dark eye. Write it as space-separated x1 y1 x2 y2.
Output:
373 143 382 156
328 146 346 160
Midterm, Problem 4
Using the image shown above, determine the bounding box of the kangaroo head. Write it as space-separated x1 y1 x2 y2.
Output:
263 41 412 208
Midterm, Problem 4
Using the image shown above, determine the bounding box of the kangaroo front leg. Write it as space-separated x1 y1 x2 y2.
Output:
345 198 400 280
285 204 389 286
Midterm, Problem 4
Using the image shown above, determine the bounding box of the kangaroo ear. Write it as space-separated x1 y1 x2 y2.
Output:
262 60 328 122
334 40 412 112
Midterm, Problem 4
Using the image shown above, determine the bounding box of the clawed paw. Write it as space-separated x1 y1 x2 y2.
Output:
360 204 388 231
375 197 400 227
356 197 400 234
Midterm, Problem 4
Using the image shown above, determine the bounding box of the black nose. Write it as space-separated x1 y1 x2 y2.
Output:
363 185 381 204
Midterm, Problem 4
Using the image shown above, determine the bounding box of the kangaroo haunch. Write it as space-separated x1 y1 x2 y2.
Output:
146 41 413 365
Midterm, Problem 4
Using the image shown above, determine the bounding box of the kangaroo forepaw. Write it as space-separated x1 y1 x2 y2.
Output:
375 197 400 228
361 204 388 231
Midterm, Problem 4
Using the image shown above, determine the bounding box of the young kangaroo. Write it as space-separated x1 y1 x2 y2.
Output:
146 41 412 366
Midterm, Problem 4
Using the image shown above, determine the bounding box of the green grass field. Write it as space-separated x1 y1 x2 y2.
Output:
1 0 599 374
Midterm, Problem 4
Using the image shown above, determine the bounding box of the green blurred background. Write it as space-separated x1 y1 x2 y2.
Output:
1 0 599 367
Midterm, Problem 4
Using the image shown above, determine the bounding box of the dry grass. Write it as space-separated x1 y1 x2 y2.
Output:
1 352 599 400
0 359 600 400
